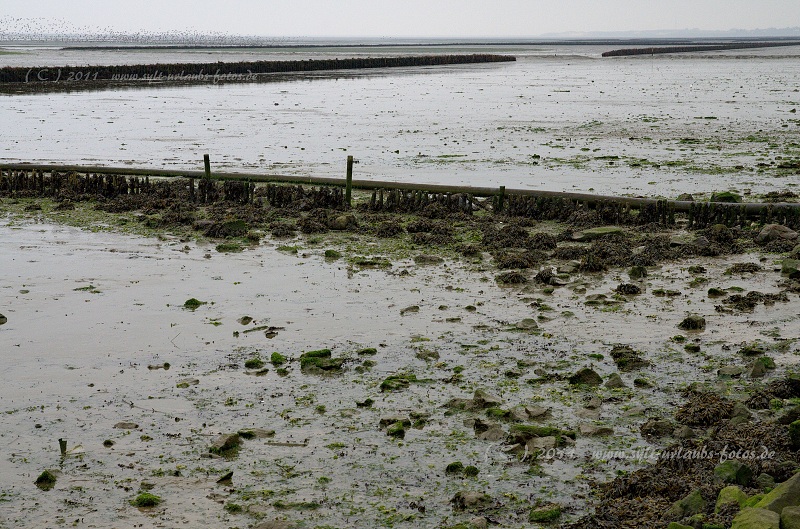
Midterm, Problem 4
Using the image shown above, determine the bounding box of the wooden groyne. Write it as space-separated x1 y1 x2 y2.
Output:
602 41 800 57
1 163 799 230
0 54 515 84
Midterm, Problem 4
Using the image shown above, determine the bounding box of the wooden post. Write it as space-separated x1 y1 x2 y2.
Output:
204 154 211 180
346 155 354 207
59 438 67 456
497 185 505 213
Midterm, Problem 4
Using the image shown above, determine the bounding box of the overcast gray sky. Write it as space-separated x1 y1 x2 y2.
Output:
3 0 799 37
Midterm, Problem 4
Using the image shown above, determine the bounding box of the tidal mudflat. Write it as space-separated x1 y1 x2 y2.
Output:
2 44 799 197
1 187 799 528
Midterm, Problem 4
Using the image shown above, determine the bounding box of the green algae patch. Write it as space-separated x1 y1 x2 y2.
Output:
183 298 206 310
131 492 162 508
380 373 418 392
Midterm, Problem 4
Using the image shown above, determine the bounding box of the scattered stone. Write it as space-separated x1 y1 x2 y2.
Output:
605 372 626 388
216 471 234 484
34 470 57 491
629 265 648 279
568 367 602 386
209 434 241 455
609 345 648 371
615 283 641 295
451 491 492 511
731 507 780 529
756 473 776 491
749 360 768 378
476 424 506 442
578 424 613 437
718 366 745 378
716 485 748 513
472 389 503 409
386 422 407 439
575 408 600 420
715 460 754 486
114 422 139 430
514 318 539 331
757 224 798 244
469 516 488 529
678 314 706 331
329 214 357 231
640 418 674 437
781 506 800 529
755 471 800 513
783 259 800 278
673 425 694 439
526 436 558 451
664 489 707 521
789 420 800 450
495 271 528 284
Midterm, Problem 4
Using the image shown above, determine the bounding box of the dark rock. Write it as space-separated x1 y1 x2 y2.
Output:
605 372 626 388
568 367 603 386
754 471 800 513
451 491 492 511
714 460 754 486
640 418 674 437
0 314 6 325
472 389 503 409
678 315 706 331
757 224 798 244
731 507 780 529
663 489 707 521
210 434 241 455
781 506 800 529
578 423 613 437
629 265 648 279
756 473 776 491
329 214 357 231
609 345 648 371
718 366 745 378
716 485 747 513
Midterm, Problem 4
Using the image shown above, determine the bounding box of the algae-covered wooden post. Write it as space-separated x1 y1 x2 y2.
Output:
59 438 67 456
203 154 211 179
346 155 354 207
497 185 506 213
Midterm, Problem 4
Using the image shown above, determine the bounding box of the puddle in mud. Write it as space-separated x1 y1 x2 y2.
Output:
1 219 799 527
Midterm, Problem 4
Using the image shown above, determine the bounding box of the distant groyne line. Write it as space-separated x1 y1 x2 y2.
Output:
0 54 515 85
602 41 800 57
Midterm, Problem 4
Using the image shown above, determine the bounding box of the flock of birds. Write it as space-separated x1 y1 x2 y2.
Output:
0 15 285 46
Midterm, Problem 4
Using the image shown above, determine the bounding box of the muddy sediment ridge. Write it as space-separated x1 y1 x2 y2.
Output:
1 177 800 528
